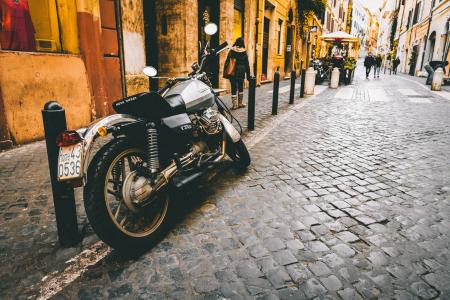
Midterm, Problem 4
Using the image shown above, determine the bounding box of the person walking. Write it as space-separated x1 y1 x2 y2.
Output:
364 53 375 79
393 57 400 75
385 58 392 75
223 37 251 110
375 54 382 78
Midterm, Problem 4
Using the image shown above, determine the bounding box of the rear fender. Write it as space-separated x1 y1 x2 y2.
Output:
80 114 141 177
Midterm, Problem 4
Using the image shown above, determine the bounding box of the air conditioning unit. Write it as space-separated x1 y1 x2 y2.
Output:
35 39 58 52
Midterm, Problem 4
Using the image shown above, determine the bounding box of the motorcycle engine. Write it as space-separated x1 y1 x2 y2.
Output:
193 108 222 136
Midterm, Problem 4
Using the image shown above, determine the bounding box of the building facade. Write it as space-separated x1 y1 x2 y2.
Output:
1 0 337 147
394 0 450 76
0 0 123 148
350 0 370 57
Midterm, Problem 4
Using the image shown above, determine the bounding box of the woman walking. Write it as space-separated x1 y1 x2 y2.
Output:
224 37 251 110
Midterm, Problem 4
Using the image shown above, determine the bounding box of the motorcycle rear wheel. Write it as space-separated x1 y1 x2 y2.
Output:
83 138 173 255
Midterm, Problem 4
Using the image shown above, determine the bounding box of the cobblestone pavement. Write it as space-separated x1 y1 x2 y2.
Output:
2 64 450 299
0 77 309 299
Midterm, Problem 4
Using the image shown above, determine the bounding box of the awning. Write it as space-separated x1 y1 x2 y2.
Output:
320 31 360 42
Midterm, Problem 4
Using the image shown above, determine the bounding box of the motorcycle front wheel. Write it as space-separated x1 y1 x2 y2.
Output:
226 138 251 170
83 138 173 255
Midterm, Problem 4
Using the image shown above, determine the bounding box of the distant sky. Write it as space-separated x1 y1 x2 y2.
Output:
362 0 384 13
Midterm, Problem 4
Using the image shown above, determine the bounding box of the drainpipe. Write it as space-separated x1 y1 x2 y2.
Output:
254 0 260 79
419 0 435 70
114 0 127 98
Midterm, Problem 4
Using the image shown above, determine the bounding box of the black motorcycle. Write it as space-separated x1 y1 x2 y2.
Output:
311 59 328 84
55 23 250 254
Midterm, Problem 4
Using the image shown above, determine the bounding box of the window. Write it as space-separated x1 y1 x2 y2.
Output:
0 0 65 52
412 2 421 25
277 19 283 55
407 9 413 29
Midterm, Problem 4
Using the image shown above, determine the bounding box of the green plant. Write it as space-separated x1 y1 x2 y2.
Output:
344 57 356 70
390 9 398 51
297 0 326 32
408 47 418 66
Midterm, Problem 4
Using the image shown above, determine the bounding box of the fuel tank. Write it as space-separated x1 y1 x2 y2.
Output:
164 79 215 113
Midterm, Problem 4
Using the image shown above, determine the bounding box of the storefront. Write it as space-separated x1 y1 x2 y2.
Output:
0 0 124 147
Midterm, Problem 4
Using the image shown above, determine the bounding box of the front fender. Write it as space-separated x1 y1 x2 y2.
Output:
81 114 141 176
218 114 241 143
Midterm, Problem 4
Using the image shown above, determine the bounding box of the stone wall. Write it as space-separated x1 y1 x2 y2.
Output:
121 0 148 96
155 0 198 77
0 52 91 144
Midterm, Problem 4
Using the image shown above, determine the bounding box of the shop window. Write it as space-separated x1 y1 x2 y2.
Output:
0 0 62 52
277 19 282 55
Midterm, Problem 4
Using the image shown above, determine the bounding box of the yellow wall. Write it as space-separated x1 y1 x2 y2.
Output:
256 0 297 81
0 52 92 144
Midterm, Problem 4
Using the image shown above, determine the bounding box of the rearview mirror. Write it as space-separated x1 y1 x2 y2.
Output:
204 23 218 36
143 66 157 77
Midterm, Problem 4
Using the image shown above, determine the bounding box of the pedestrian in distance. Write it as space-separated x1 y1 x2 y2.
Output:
375 54 382 78
385 58 391 75
364 53 375 79
223 37 251 110
393 57 400 75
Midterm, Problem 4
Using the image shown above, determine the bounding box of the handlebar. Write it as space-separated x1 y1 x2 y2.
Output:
213 42 229 55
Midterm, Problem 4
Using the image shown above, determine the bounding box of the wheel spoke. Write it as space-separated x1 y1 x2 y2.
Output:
121 158 126 181
114 202 122 219
107 188 120 197
119 214 128 227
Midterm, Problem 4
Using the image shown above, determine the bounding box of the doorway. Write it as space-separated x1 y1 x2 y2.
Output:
143 0 158 89
409 45 419 76
262 17 270 81
198 0 220 87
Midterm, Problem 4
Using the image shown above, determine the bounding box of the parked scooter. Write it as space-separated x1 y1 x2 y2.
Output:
55 23 250 254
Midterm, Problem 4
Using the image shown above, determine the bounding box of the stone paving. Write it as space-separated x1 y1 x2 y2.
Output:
1 65 450 299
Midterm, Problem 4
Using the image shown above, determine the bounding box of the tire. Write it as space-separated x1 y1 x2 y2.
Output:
83 138 173 255
226 138 251 170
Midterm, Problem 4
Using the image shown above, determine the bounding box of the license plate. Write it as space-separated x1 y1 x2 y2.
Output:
57 143 84 181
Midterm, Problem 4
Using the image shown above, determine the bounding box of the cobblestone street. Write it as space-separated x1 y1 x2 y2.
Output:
1 63 450 299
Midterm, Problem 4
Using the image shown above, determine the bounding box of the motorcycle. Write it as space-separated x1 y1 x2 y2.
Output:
310 59 328 84
55 23 250 254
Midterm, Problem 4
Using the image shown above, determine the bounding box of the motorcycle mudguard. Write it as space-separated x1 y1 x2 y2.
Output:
80 114 141 177
218 114 240 143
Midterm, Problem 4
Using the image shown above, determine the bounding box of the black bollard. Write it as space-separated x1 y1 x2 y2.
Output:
150 77 159 92
272 71 280 115
42 101 81 247
300 69 306 98
289 69 296 104
247 77 256 131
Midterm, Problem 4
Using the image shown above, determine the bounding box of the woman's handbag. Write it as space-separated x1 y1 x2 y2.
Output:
224 57 236 79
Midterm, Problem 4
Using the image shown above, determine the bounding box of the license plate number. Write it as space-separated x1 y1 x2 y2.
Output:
58 143 84 181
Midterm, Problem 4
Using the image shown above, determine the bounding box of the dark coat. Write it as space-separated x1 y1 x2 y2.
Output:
364 55 375 67
224 47 251 81
375 56 382 67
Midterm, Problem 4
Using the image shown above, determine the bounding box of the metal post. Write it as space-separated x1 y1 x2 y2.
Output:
150 77 159 92
289 69 296 104
42 101 81 247
247 77 256 130
272 71 280 115
300 69 306 98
